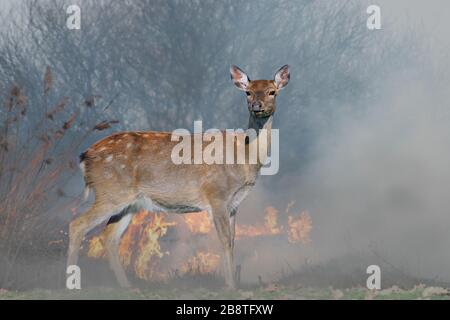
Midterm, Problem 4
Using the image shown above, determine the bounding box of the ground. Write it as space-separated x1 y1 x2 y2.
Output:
1 284 449 300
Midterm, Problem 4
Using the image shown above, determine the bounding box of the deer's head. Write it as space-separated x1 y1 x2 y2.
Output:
230 65 290 118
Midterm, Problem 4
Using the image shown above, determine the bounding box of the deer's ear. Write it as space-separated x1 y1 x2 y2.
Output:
274 65 290 90
230 65 250 91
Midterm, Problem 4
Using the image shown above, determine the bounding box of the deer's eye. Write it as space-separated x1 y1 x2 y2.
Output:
269 91 276 96
245 91 251 96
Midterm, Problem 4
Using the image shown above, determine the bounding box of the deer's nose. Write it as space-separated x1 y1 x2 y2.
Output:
251 101 261 112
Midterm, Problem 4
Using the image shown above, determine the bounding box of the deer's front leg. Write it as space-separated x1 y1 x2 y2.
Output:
212 208 236 289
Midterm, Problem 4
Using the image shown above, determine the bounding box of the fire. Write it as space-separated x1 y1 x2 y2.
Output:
235 206 283 238
183 211 211 234
87 235 105 258
264 206 283 235
287 211 312 244
87 203 312 281
87 211 177 281
180 250 221 274
133 213 177 280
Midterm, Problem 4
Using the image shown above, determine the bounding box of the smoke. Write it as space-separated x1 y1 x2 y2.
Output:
235 0 450 284
296 73 450 277
239 49 450 284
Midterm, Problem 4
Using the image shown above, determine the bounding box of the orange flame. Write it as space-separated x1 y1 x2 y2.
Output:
134 213 177 280
87 203 312 281
287 211 312 244
183 211 212 234
86 236 105 258
236 206 282 238
180 250 221 274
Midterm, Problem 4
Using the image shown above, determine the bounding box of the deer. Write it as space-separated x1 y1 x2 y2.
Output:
67 65 290 289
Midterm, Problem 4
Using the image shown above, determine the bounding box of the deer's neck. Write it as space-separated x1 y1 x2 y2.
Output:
246 114 273 171
247 113 273 135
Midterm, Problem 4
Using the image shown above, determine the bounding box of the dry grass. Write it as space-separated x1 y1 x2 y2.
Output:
0 67 118 289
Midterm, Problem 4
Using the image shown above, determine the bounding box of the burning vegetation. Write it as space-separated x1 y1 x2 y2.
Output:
87 204 312 281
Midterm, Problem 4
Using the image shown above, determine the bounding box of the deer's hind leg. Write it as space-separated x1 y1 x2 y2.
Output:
67 199 128 269
103 211 133 288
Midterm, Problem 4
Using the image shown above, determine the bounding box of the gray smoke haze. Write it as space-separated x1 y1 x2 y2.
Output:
231 73 450 284
238 0 450 283
282 74 450 281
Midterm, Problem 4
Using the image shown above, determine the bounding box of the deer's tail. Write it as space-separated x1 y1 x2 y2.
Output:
79 151 91 201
